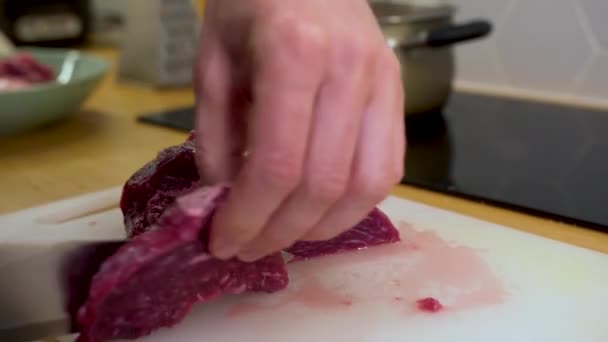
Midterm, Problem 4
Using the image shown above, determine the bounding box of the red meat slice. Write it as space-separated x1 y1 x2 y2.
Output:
76 133 401 341
120 137 200 238
119 134 401 261
0 52 55 88
76 186 289 342
285 207 400 261
15 52 55 81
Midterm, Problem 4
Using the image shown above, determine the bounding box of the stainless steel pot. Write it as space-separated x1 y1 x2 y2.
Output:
370 1 492 115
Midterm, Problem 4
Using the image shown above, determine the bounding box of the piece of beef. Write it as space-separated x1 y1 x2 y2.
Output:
119 132 401 260
80 133 402 342
76 186 289 342
120 135 200 237
0 52 55 89
285 208 400 261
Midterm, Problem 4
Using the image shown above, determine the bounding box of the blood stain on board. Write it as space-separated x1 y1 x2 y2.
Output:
227 221 506 318
416 297 443 313
394 222 507 312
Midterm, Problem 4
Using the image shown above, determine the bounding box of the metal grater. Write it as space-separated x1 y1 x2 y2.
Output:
118 0 199 87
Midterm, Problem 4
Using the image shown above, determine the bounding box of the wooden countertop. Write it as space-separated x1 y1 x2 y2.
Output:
1 47 607 254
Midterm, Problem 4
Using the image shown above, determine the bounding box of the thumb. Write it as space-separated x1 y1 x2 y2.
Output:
194 46 246 185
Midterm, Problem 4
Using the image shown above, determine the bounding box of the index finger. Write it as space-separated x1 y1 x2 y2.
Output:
209 18 327 259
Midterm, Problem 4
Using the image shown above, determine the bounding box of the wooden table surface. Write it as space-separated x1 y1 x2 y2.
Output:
1 47 607 254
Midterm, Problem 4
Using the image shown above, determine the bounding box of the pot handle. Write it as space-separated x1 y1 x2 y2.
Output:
397 19 492 50
426 20 492 47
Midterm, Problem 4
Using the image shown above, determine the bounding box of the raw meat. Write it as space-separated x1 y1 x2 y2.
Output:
285 207 401 261
120 135 199 238
0 52 54 91
76 186 289 342
76 133 401 341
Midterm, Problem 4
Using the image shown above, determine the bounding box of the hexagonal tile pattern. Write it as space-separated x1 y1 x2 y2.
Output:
496 0 594 92
579 0 608 50
577 53 608 99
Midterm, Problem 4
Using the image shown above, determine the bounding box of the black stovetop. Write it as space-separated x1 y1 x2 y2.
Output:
403 92 608 232
138 91 608 233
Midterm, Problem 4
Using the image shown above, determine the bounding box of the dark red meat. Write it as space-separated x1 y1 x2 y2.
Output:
77 133 401 341
120 138 200 237
0 52 54 90
76 186 289 342
285 207 400 261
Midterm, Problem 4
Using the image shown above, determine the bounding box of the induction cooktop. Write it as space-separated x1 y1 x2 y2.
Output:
138 91 608 233
403 92 608 232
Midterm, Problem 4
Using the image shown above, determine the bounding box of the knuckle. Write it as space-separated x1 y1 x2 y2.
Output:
228 224 257 245
266 15 327 63
352 171 393 203
307 224 346 242
339 35 376 65
196 62 227 102
343 35 371 58
305 172 348 204
265 233 297 252
330 34 378 78
199 75 218 100
382 49 402 75
266 233 291 248
392 139 406 185
254 152 302 191
392 163 405 185
247 236 284 256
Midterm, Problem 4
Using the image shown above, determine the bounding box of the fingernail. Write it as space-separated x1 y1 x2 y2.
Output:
211 234 240 260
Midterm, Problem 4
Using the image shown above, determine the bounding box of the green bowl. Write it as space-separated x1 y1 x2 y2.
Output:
0 47 109 136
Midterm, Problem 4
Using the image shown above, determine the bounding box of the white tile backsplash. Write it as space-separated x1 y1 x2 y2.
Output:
577 53 608 99
454 39 506 85
495 0 593 92
447 0 608 105
579 0 608 51
451 0 513 23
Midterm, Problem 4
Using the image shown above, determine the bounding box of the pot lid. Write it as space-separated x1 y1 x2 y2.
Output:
370 1 456 24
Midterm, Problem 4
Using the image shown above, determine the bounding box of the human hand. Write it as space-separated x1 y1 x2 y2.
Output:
194 0 405 261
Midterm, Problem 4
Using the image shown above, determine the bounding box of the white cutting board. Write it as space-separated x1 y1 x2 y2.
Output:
1 187 607 342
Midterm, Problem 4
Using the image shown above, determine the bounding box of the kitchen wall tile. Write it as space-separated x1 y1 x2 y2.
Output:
577 53 608 99
374 0 607 105
453 40 506 84
579 0 608 51
449 0 512 22
495 0 594 93
448 0 512 84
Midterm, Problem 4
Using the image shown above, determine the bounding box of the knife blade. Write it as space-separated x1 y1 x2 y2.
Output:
0 239 126 341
